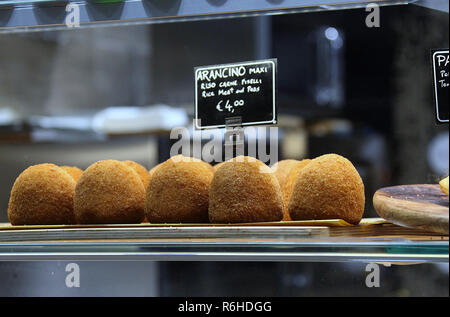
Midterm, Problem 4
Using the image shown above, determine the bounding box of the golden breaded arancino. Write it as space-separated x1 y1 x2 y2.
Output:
74 160 145 224
279 159 311 221
60 166 83 182
209 156 284 223
8 163 76 225
271 160 299 188
123 160 150 189
213 161 227 172
145 155 214 223
288 154 365 224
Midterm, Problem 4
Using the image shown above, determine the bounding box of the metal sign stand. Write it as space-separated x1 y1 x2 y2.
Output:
224 117 244 161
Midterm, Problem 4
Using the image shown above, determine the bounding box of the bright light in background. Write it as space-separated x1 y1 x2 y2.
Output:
427 132 449 176
325 27 339 41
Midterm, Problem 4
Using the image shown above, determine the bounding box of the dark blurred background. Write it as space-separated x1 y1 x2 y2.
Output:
0 3 448 296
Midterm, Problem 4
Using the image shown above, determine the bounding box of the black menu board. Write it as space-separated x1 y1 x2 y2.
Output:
432 49 449 124
195 59 277 129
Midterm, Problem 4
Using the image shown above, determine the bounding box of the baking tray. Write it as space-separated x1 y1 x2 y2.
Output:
0 218 360 242
3 218 444 243
0 220 446 243
0 226 333 242
0 218 387 231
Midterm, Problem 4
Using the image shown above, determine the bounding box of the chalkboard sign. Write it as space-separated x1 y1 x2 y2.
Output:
431 49 449 124
194 59 277 129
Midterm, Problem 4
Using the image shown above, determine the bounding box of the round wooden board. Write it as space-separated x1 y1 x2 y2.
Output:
373 184 449 235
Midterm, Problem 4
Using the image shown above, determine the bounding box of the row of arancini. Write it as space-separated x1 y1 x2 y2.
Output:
7 154 365 225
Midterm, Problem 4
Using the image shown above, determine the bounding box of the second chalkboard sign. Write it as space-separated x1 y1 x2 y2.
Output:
194 59 277 129
432 49 449 124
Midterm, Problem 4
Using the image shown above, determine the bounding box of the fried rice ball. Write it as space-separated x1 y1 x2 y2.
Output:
213 161 227 172
209 156 284 223
206 162 215 174
271 159 299 187
60 166 83 182
142 163 164 223
74 160 145 224
145 155 214 223
8 163 76 225
148 163 163 179
123 160 150 188
288 154 365 225
279 159 311 221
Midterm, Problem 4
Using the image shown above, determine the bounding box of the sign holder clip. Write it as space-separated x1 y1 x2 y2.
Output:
224 116 244 160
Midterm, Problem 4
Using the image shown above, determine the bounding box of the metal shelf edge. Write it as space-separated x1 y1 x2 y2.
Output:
0 251 447 262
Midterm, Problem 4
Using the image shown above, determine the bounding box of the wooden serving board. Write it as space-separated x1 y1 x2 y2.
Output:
373 184 449 235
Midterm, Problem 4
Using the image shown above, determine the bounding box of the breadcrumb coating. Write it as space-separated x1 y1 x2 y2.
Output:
271 160 299 187
123 160 150 188
209 156 284 223
74 160 145 224
60 166 83 182
8 163 76 225
213 161 227 172
149 163 163 179
145 155 214 223
279 159 311 221
143 162 164 223
288 154 365 225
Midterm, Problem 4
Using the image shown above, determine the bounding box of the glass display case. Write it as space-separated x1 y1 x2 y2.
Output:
0 0 448 297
